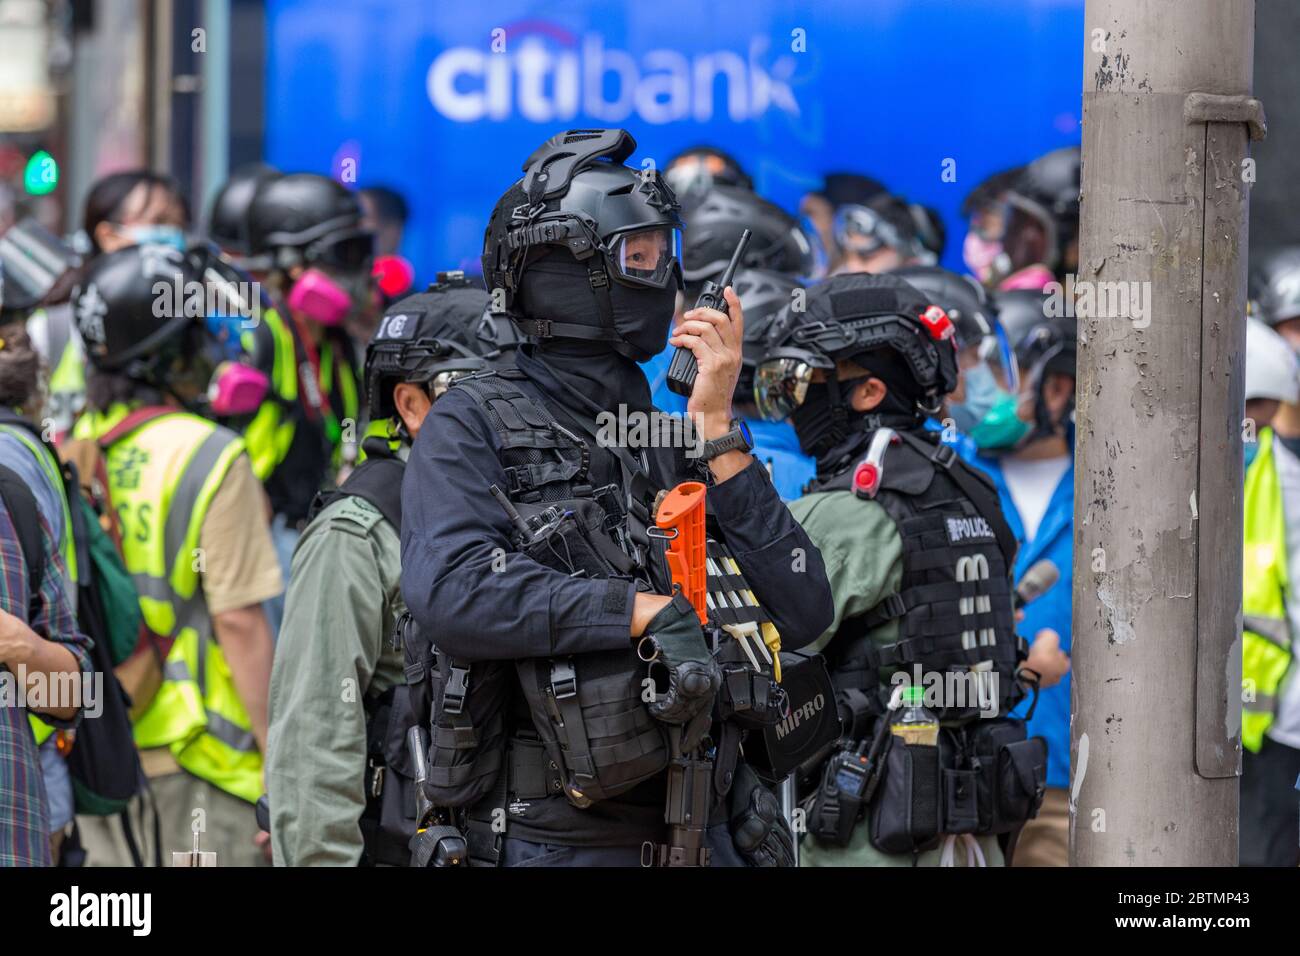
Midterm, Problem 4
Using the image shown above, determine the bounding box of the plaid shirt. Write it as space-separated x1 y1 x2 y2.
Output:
0 497 91 866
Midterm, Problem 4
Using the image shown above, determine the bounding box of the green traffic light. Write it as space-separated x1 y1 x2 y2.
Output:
24 150 59 195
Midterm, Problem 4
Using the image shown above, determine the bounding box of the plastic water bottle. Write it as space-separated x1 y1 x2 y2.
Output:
891 685 939 746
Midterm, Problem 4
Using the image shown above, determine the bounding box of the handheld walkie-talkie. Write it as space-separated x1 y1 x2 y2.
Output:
665 228 752 397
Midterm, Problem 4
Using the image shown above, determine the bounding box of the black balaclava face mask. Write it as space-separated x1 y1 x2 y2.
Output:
518 252 679 363
794 349 927 471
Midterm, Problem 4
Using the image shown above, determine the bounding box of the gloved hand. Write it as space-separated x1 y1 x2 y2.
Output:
408 825 469 868
728 763 795 867
638 592 721 727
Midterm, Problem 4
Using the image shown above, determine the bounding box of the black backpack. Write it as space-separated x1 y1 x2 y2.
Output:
0 413 142 817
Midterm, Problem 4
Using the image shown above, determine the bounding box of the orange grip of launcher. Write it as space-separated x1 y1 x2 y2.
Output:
655 481 708 625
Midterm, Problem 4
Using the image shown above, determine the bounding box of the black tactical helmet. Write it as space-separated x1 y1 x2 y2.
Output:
1251 245 1300 327
993 287 1076 440
72 244 203 378
889 266 992 349
682 185 816 285
833 194 934 265
207 163 281 257
993 288 1076 373
733 267 801 400
246 172 374 272
0 218 81 318
757 272 960 423
664 144 753 206
364 274 490 421
481 128 685 358
1003 146 1081 271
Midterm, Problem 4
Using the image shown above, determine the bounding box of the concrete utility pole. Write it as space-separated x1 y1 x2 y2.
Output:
1073 0 1263 866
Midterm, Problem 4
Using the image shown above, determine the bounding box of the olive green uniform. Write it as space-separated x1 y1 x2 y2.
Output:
788 489 1004 867
266 494 405 866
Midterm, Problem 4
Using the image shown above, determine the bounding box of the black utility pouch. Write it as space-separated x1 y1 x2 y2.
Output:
868 733 942 855
713 641 785 730
943 764 980 835
969 719 1047 833
997 737 1048 825
425 652 513 808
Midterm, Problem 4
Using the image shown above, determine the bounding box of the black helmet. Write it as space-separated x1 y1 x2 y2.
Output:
246 173 374 273
1251 246 1300 327
664 144 753 206
757 272 960 423
364 274 490 421
0 218 81 318
732 267 801 400
992 288 1076 443
819 172 888 209
1003 146 1080 271
682 185 816 285
833 194 934 265
207 163 281 257
72 244 204 380
481 128 685 360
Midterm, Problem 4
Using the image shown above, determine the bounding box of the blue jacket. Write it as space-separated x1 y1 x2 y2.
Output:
644 348 815 502
968 451 1076 792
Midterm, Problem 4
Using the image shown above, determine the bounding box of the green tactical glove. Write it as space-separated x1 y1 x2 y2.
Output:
638 592 722 727
728 763 796 867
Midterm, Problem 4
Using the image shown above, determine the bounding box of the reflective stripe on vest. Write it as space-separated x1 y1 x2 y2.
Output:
87 407 262 802
1242 428 1293 753
239 306 298 480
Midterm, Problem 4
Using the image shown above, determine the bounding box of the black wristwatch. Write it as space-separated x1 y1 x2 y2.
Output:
698 418 753 462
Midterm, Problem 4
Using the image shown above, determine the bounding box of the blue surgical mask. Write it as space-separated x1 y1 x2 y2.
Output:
949 361 1005 434
120 224 187 251
1244 440 1260 471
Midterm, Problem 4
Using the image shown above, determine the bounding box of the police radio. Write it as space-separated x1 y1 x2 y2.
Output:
665 229 752 397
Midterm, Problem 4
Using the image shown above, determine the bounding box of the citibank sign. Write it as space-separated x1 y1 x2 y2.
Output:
427 31 801 125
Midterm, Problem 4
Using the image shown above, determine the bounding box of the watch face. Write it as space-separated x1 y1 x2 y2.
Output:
736 418 753 448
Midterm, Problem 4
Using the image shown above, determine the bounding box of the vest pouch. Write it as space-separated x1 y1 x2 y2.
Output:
516 649 669 808
359 684 419 866
713 640 785 730
942 767 980 834
424 651 513 808
868 732 944 855
996 737 1047 828
969 718 1046 833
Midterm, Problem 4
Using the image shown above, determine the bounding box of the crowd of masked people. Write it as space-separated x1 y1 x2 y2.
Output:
0 127 1293 868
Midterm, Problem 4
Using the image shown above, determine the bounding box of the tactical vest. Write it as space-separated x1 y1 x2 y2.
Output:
449 369 674 811
1242 428 1293 753
79 406 262 802
816 429 1025 722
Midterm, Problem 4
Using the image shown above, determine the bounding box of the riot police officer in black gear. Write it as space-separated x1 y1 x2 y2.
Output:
400 128 833 867
756 273 1047 865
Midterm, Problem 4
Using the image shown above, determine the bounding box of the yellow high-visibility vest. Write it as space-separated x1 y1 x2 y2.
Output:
79 405 262 802
239 305 299 481
1243 428 1294 753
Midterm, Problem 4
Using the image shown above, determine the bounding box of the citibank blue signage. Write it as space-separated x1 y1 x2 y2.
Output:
266 0 1083 277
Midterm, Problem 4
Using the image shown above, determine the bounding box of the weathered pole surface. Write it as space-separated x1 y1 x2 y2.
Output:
1073 0 1261 866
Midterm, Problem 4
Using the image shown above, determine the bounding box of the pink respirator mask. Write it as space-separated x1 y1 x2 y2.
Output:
208 361 270 417
287 267 353 327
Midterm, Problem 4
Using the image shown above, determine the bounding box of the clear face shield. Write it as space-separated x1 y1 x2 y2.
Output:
608 226 683 290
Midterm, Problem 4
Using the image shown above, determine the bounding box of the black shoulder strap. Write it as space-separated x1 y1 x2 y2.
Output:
0 463 47 609
895 430 1018 568
330 449 406 529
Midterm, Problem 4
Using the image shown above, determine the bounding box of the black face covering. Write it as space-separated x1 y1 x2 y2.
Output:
793 349 929 475
518 253 679 363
